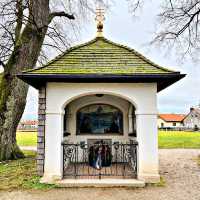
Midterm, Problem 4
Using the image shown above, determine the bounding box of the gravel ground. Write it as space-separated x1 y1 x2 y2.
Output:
0 149 200 200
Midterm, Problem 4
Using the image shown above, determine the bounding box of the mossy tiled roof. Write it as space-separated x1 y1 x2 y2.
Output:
25 37 176 75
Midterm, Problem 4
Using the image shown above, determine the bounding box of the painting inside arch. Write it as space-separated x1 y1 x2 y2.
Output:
77 104 123 135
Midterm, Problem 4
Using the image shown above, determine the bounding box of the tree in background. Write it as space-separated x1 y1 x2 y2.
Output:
0 0 107 161
154 0 200 58
130 0 200 58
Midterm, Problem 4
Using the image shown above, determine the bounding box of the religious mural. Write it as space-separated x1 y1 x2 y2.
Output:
77 104 123 134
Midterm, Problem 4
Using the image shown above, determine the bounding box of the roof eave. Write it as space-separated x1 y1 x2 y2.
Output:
17 73 186 92
160 119 184 122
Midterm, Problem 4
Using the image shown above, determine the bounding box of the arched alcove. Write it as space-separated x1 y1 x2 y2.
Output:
61 91 138 112
63 93 137 140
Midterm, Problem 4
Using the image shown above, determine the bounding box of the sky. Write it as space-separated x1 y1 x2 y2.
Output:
1 1 200 120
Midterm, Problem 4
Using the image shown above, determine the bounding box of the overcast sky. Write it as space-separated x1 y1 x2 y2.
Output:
1 1 200 119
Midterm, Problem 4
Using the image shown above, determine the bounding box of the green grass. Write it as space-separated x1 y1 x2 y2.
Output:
147 176 166 187
2 131 200 191
16 131 200 149
0 151 57 190
158 131 200 149
197 155 200 166
17 131 37 146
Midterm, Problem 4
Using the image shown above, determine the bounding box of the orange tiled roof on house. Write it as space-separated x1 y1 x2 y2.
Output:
20 120 38 126
159 114 186 122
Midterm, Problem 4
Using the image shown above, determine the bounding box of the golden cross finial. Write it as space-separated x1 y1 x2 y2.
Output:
95 7 105 37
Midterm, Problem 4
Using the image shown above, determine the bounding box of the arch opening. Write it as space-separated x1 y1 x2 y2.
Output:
61 91 138 112
63 93 137 139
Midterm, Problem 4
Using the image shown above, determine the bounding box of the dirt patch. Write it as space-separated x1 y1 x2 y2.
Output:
0 149 200 200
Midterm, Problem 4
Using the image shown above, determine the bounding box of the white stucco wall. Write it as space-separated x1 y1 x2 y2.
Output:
44 82 159 183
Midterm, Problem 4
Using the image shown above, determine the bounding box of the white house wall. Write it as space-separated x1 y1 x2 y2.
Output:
157 118 183 128
183 110 200 129
44 82 159 183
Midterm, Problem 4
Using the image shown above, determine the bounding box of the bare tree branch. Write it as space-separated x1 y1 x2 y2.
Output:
169 0 174 10
0 0 111 66
49 11 75 23
127 0 143 13
152 0 200 58
15 0 23 42
0 59 6 68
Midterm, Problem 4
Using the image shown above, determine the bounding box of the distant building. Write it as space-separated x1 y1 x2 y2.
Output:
158 114 185 129
18 120 38 131
183 108 200 130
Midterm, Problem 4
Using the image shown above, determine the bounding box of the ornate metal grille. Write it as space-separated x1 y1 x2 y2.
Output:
62 141 138 179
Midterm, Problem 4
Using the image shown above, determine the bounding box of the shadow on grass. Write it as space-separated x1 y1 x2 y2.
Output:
0 150 169 191
0 151 57 190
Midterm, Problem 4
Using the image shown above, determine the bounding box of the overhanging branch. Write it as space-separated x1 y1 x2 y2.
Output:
49 11 75 23
0 60 6 68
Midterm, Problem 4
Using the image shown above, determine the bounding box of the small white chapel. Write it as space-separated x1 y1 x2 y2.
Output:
18 8 185 187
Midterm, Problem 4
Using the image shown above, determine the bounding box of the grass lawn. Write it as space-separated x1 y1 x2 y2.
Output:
158 131 200 149
16 131 200 149
2 131 199 190
0 151 56 190
17 131 37 146
0 150 165 190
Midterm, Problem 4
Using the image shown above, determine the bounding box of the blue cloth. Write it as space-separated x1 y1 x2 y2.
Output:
94 153 102 170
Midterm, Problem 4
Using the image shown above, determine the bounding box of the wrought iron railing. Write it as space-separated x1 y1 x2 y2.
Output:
62 140 138 179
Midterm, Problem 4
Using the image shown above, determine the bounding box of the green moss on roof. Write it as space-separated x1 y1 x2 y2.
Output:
24 37 176 75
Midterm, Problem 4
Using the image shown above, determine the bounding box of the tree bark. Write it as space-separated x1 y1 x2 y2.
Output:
0 0 50 161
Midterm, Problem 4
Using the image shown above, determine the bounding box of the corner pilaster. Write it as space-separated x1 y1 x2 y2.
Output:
37 86 46 176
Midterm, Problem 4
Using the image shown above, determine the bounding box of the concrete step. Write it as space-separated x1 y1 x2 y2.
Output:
55 179 145 188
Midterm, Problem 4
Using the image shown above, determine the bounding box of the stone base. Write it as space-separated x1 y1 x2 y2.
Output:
40 174 62 184
55 179 145 188
40 176 145 188
138 173 160 183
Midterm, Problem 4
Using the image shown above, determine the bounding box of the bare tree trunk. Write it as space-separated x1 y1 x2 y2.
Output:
0 0 50 161
0 75 28 159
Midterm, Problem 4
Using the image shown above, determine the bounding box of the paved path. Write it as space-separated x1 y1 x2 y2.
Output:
0 149 200 200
